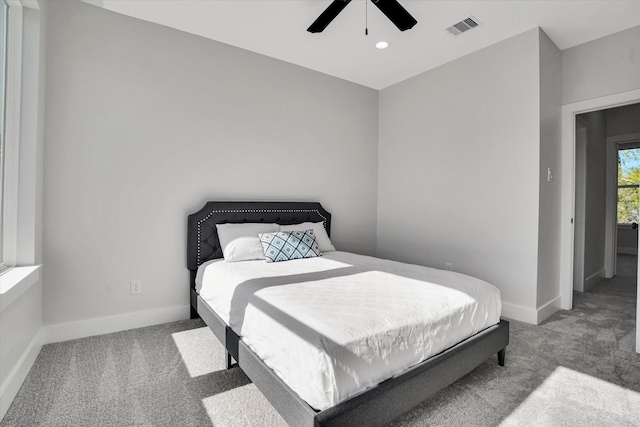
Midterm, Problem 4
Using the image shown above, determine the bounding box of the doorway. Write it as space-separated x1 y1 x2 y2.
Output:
573 106 639 294
560 89 640 354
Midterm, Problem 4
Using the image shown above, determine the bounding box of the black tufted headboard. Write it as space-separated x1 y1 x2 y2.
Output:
187 201 332 288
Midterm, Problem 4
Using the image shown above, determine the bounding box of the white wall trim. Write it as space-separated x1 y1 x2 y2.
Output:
584 268 605 291
502 298 562 325
0 328 43 421
0 265 40 311
560 88 640 311
2 1 24 266
604 136 618 278
501 301 538 324
573 120 587 291
607 133 640 146
44 304 191 344
536 296 562 324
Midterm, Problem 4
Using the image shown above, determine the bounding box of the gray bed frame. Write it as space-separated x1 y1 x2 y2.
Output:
187 201 509 427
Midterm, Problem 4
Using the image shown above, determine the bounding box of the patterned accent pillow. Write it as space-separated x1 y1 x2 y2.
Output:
259 230 322 263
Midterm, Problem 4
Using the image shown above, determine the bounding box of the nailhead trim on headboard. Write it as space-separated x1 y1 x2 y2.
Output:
196 209 328 267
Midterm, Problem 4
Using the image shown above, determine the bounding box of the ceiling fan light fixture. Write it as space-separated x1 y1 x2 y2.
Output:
308 0 417 33
376 41 389 49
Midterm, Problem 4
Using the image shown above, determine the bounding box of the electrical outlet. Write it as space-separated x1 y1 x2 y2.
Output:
445 263 453 271
130 280 142 295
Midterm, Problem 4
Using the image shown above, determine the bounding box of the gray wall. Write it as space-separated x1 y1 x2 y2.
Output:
607 103 640 137
378 29 542 312
43 1 379 327
617 227 638 254
40 2 639 332
537 30 563 307
562 25 640 105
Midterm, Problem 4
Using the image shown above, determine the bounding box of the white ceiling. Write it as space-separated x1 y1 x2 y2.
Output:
85 0 640 90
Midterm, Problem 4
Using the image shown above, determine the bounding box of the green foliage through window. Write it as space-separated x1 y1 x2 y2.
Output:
617 148 639 224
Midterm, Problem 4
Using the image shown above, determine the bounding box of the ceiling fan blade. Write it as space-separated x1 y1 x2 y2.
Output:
371 0 417 31
307 0 352 33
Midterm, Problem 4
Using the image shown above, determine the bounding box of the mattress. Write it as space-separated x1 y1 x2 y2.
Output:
196 251 502 410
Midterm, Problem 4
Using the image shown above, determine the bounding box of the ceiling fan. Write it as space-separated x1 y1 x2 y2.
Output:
308 0 417 33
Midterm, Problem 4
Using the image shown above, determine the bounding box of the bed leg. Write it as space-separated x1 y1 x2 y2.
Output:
498 348 506 366
226 352 233 369
190 306 200 320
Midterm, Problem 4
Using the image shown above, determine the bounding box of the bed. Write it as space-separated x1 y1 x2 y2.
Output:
187 201 509 426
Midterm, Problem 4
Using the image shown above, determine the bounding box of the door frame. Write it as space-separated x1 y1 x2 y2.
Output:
560 88 640 311
573 117 587 292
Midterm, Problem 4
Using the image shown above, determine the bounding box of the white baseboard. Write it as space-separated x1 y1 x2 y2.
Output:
501 301 538 324
617 247 638 255
536 296 562 324
584 269 605 291
44 304 191 344
0 329 43 421
501 296 562 325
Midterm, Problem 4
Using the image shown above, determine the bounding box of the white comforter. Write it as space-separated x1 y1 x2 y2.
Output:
196 251 501 410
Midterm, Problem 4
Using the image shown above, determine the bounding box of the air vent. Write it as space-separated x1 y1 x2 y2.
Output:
445 16 482 37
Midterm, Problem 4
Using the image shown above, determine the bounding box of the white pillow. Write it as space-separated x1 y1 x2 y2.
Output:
279 222 335 252
216 223 279 262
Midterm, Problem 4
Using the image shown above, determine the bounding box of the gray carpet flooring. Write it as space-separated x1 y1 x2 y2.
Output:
2 257 639 426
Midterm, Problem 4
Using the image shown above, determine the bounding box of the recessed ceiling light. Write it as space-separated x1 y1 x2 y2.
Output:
376 41 389 50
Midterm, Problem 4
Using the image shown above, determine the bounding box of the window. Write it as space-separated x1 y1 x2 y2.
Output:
0 0 7 270
0 0 43 271
617 147 639 225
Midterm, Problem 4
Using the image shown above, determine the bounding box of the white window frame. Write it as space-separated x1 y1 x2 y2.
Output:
616 145 640 226
1 0 22 271
0 0 8 272
1 0 40 272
